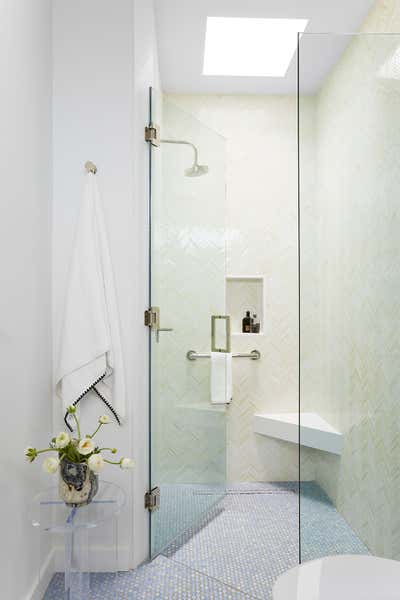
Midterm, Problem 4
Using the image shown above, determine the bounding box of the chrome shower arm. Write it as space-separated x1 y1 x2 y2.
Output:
161 139 198 164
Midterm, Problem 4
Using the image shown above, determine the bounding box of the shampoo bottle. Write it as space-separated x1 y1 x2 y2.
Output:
242 311 252 333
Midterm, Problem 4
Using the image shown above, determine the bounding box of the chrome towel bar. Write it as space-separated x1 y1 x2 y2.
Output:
187 349 261 361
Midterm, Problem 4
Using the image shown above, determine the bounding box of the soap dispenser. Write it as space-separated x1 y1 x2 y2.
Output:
242 311 252 333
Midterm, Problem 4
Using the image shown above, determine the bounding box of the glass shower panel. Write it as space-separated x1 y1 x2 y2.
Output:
149 89 227 556
299 33 400 563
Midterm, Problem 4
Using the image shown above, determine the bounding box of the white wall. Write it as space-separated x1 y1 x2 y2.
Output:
0 1 53 598
52 0 159 568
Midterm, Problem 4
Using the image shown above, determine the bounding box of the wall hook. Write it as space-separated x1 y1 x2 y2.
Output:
84 160 97 174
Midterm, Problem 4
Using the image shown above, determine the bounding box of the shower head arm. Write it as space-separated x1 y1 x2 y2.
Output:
161 139 199 166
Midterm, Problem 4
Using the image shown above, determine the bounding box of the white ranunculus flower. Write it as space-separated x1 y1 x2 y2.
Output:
88 454 104 474
55 431 70 449
99 415 110 424
78 437 95 456
120 457 135 470
43 456 59 474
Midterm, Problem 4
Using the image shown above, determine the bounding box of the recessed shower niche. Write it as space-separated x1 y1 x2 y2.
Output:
226 276 265 335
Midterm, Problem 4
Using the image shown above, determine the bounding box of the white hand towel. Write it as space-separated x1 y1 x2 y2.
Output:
56 173 126 424
210 352 232 405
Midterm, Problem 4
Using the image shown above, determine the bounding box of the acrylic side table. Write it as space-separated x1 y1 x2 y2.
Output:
30 481 126 600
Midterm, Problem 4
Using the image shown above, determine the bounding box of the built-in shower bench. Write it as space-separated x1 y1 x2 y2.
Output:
252 412 343 455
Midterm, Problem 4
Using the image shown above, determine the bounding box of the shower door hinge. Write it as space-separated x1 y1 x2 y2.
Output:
145 486 161 512
144 306 160 329
145 123 160 147
145 306 174 342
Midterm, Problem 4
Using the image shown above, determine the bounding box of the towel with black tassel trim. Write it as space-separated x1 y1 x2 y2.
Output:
56 172 126 430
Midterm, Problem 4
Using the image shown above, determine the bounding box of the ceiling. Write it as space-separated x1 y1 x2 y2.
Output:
154 0 376 95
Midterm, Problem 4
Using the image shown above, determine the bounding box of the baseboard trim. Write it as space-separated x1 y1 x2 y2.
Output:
25 543 132 599
25 548 55 600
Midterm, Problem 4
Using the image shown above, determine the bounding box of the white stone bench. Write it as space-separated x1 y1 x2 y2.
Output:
252 412 343 455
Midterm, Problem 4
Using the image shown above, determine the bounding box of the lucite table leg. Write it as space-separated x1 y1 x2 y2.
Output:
64 529 73 600
74 526 90 598
64 507 91 599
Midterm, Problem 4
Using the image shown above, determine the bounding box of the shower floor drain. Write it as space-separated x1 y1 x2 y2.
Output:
193 488 297 496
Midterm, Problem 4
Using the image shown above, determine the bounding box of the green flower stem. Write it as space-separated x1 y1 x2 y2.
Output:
98 447 116 453
72 413 81 440
36 448 59 455
104 459 122 466
90 423 103 439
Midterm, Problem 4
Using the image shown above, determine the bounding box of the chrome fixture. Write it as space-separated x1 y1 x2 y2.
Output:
145 119 208 176
144 306 174 343
84 160 97 174
161 139 209 177
145 123 160 147
211 315 231 353
187 349 261 361
145 486 161 511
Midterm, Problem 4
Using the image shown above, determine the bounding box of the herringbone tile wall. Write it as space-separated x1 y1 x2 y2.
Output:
300 0 400 559
164 93 317 484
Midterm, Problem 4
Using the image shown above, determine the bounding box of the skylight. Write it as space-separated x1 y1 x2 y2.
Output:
203 17 308 77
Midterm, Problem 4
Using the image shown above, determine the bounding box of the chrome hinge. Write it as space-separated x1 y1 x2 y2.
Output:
144 306 160 329
145 123 160 147
145 486 161 512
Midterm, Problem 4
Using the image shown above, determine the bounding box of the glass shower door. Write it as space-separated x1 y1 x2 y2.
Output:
148 88 228 557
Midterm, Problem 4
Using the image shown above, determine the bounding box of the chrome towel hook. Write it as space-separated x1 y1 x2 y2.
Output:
85 160 97 174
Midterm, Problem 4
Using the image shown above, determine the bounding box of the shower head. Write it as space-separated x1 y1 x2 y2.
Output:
161 138 209 178
185 163 209 178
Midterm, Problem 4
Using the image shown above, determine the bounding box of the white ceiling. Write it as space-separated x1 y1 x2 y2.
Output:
154 0 376 95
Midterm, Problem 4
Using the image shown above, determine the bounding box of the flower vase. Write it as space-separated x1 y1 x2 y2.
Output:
59 458 99 507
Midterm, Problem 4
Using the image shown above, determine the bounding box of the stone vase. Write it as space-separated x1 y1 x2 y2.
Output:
59 458 99 507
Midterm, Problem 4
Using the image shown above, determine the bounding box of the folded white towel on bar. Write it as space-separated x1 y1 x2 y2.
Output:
56 173 126 425
210 352 232 405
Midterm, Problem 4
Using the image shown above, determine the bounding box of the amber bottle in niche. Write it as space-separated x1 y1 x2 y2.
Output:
242 311 252 333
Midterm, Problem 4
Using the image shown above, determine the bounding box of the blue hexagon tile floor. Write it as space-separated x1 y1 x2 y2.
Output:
43 557 251 600
44 482 369 599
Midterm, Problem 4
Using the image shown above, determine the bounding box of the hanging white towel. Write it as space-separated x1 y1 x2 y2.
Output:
210 352 232 405
56 173 126 424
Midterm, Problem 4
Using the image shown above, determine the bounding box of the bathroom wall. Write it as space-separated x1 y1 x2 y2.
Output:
300 0 400 559
52 0 159 568
166 94 316 483
0 1 53 598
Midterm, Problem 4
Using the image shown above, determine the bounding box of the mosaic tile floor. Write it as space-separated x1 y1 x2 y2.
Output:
44 482 369 599
151 483 226 555
43 556 250 600
299 482 369 562
163 483 299 598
